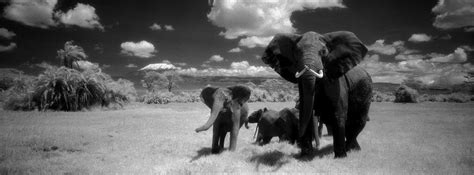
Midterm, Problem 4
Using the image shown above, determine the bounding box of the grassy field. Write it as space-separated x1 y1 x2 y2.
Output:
0 102 473 174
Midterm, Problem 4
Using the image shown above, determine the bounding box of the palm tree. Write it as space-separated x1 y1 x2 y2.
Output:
57 41 87 69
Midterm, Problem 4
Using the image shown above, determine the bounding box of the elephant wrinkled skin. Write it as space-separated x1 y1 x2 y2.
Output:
195 85 251 154
261 31 372 158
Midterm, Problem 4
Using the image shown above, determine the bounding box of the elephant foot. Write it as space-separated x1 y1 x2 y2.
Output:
346 141 361 152
334 151 347 158
211 148 221 154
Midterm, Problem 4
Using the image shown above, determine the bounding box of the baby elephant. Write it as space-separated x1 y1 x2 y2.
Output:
248 107 299 145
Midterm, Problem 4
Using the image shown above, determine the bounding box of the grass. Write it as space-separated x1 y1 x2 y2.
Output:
0 102 473 174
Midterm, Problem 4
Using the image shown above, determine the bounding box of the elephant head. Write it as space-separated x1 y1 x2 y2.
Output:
261 31 368 138
248 108 268 123
195 85 251 132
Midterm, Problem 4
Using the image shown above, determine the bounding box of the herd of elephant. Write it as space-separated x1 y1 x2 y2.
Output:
195 31 373 158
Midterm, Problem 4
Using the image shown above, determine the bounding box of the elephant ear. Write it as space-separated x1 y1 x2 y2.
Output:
200 86 219 109
261 33 301 84
227 85 251 106
322 31 368 78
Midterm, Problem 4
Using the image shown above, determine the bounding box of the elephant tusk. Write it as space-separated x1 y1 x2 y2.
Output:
295 65 324 78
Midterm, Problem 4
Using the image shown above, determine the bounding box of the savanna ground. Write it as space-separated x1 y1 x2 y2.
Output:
0 102 473 174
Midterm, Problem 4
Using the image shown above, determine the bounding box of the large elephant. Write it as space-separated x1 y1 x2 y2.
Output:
261 31 372 158
195 85 251 153
248 107 299 145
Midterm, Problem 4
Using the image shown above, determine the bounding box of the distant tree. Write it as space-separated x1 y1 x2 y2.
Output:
141 71 183 93
57 41 87 69
394 85 419 103
141 71 168 93
163 71 183 92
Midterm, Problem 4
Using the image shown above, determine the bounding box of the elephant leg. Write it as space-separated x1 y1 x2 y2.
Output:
345 119 366 151
211 125 220 154
229 103 241 151
256 133 263 144
261 137 272 145
326 124 333 136
312 115 320 148
318 118 323 137
219 131 227 151
325 77 349 158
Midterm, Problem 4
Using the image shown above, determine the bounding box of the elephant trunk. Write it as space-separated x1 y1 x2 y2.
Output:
195 101 223 133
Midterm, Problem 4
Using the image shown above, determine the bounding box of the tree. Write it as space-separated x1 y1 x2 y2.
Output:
57 41 87 69
141 71 168 93
163 71 183 92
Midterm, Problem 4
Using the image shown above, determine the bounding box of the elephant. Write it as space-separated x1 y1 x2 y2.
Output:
195 85 251 154
248 107 300 145
261 31 373 158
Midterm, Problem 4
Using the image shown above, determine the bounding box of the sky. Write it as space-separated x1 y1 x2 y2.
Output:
0 0 473 86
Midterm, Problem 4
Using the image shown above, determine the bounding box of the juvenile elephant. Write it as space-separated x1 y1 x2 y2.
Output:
195 85 251 153
262 31 373 158
248 107 300 145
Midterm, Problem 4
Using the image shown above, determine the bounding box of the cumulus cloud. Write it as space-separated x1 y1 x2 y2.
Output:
367 40 405 55
228 47 242 53
432 0 474 30
238 36 274 48
55 3 104 30
361 46 472 86
408 33 432 42
209 55 224 62
0 28 16 39
178 61 277 77
149 23 162 30
429 47 467 63
164 25 174 31
207 0 344 39
120 41 157 58
3 0 103 30
0 43 17 52
74 60 99 71
126 64 138 68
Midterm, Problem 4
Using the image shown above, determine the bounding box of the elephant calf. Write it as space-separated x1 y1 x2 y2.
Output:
248 107 299 145
195 85 251 154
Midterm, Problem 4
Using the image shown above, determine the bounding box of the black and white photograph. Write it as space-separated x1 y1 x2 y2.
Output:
0 0 473 174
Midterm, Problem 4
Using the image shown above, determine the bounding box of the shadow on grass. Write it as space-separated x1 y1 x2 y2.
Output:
189 147 213 162
295 144 334 161
248 150 290 172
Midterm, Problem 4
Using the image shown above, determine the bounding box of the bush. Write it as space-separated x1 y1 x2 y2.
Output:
419 93 472 103
394 85 419 103
139 91 201 104
371 91 395 102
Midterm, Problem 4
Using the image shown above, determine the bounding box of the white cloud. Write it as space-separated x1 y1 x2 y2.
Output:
120 41 157 58
150 23 162 30
395 54 426 60
3 0 103 30
55 3 104 30
126 64 138 68
207 0 344 39
0 28 16 39
0 43 17 52
367 40 405 55
178 61 278 77
74 60 99 71
238 36 274 48
408 33 432 43
209 55 224 62
429 47 467 63
229 47 242 53
432 0 474 30
3 0 58 28
164 25 174 31
140 63 178 71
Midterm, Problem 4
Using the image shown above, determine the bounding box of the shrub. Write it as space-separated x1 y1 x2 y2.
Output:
371 91 395 102
394 85 419 103
419 93 472 103
139 91 201 104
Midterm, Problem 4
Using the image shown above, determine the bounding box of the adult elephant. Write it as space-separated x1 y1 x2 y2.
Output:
195 85 251 153
261 31 372 158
